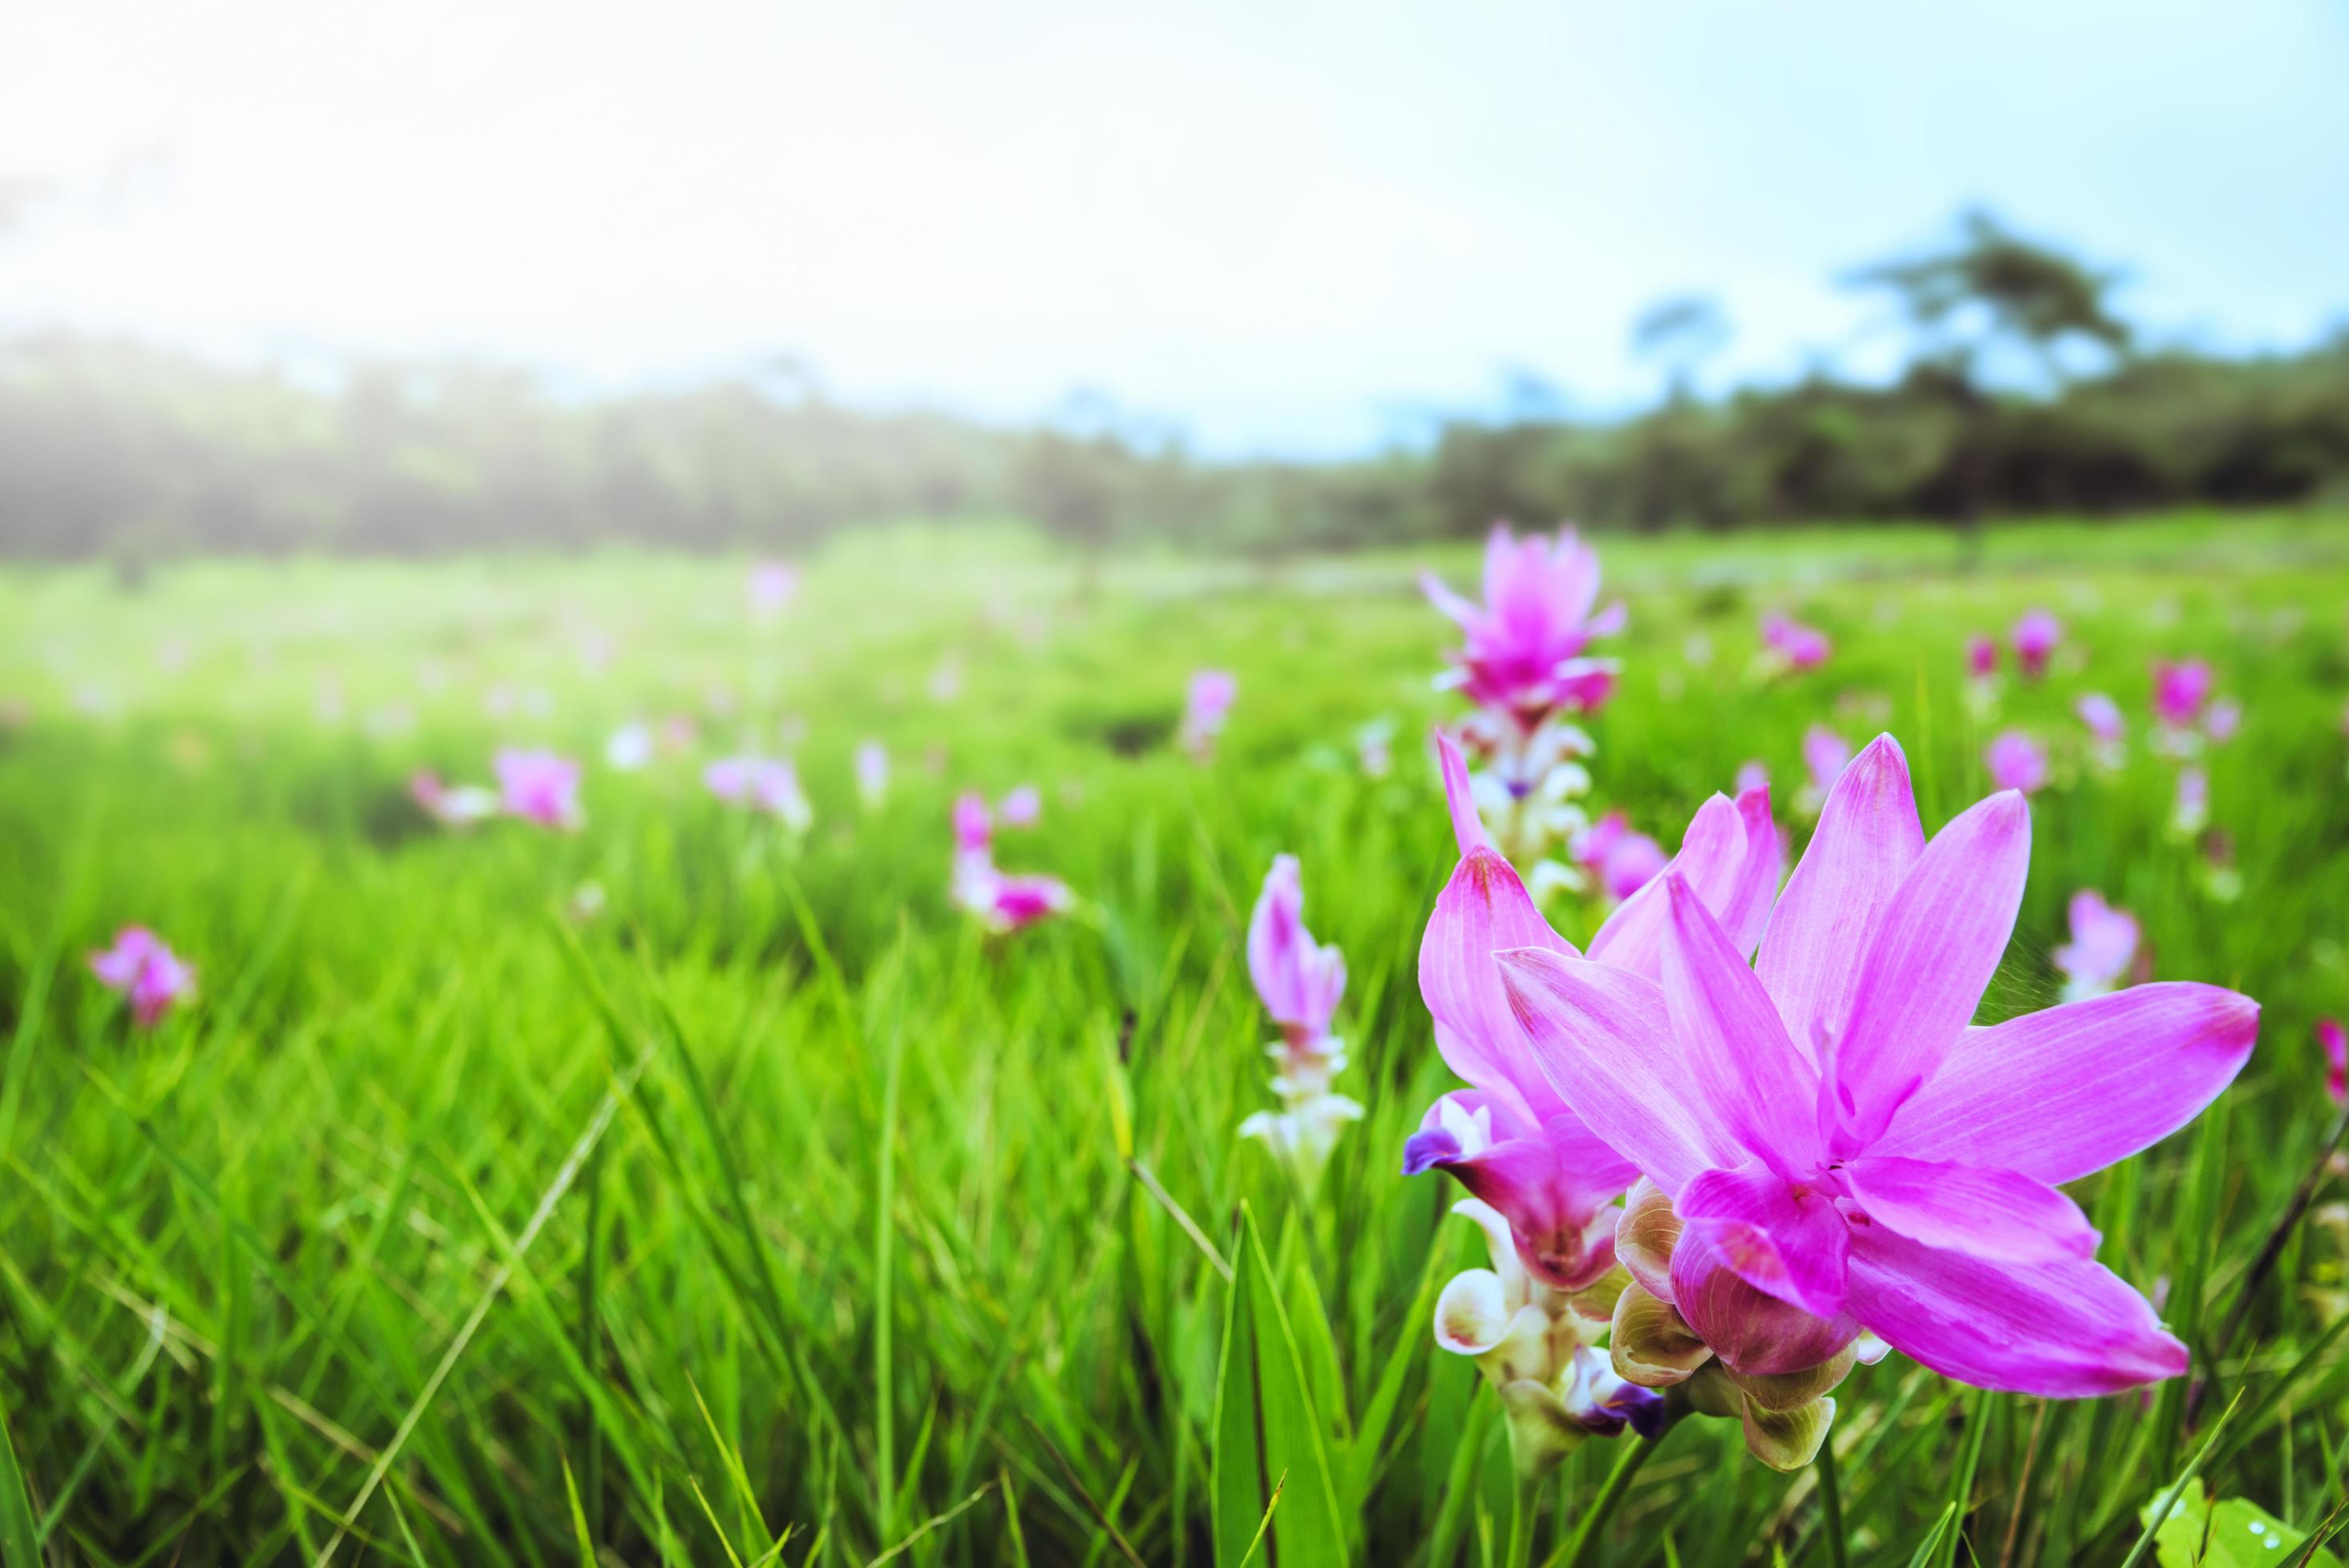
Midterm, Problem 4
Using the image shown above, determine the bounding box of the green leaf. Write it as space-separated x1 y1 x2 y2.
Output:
2137 1480 2343 1568
1210 1206 1351 1567
0 1385 42 1566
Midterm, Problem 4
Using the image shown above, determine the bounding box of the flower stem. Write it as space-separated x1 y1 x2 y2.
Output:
1815 1434 1850 1568
1507 1470 1542 1568
1557 1432 1664 1568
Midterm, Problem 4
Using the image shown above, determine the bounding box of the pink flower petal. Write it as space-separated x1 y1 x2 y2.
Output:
1843 1155 2097 1263
1495 949 1739 1196
1871 983 2259 1184
1586 784 1779 979
1655 875 1822 1176
1677 1163 1851 1319
1832 789 2031 1148
1418 830 1575 1111
1756 734 1925 1059
1845 1226 2186 1397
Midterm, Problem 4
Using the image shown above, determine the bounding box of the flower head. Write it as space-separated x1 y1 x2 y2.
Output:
2151 659 2215 728
2076 692 2125 743
1179 670 1239 759
1985 730 2048 795
2053 890 2140 1002
2321 1018 2347 1108
1761 614 1831 674
998 784 1042 828
1423 526 1624 721
1248 855 1346 1044
1965 636 1999 678
951 791 993 854
90 927 196 1027
2011 610 2061 678
1573 813 1668 904
1498 734 2257 1398
494 749 584 830
410 770 500 828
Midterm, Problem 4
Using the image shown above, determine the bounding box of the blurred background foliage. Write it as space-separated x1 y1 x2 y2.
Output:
7 212 2347 563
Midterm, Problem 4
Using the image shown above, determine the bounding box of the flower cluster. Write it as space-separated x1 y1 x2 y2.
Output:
90 926 197 1027
1422 526 1629 897
1237 855 1362 1186
413 749 585 830
704 755 814 831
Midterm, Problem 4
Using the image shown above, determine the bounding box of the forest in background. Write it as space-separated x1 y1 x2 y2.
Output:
5 212 2347 560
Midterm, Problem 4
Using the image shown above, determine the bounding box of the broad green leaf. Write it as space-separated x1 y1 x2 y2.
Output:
2137 1480 2343 1568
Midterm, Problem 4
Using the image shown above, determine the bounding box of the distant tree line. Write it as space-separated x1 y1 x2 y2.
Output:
2 213 2346 560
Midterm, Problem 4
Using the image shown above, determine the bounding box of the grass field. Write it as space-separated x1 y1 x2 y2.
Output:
2 512 2348 1566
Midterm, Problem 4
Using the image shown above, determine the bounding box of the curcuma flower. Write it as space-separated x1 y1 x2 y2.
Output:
1985 730 2049 795
1760 614 1831 674
494 749 585 830
1179 670 1238 761
704 756 814 831
1405 734 1779 1294
1421 525 1625 722
2012 610 2061 678
90 926 196 1027
1239 855 1362 1183
2054 890 2141 1002
1497 735 2257 1425
2321 1018 2347 1108
948 792 1072 934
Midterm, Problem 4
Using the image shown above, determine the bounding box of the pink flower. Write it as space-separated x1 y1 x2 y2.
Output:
1498 734 2258 1395
1404 732 1779 1291
2076 693 2125 743
1422 526 1625 719
1248 855 1347 1044
1762 614 1831 673
2011 610 2061 678
1985 730 2048 794
1803 726 1852 798
90 927 196 1027
1965 636 1999 678
493 750 584 830
950 855 1073 933
1179 670 1239 758
1574 812 1667 903
998 785 1042 828
2322 1019 2347 1107
704 757 811 829
2203 698 2242 744
748 560 798 614
2151 659 2215 728
2053 890 2141 1002
1735 760 1771 795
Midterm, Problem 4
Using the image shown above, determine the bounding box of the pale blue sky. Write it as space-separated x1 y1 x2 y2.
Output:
3 0 2344 456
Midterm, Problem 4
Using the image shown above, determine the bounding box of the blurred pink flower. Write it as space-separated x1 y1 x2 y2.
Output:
1500 734 2257 1395
1735 759 1771 795
951 791 993 854
1965 636 1999 678
2151 659 2215 728
1803 726 1852 797
494 749 584 830
1248 854 1347 1044
1574 812 1668 903
1179 670 1238 758
1423 526 1624 721
1986 730 2049 794
2076 692 2125 742
1762 613 1831 673
2318 1018 2345 1107
704 757 811 829
2011 610 2061 678
998 784 1042 827
2203 698 2242 744
2053 890 2141 1002
90 926 196 1027
748 560 798 614
2171 766 2210 837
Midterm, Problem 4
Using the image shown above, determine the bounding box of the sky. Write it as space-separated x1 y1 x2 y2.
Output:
3 0 2346 458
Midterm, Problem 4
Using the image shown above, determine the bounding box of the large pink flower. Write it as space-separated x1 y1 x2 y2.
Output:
1248 855 1346 1045
1422 526 1625 720
1497 734 2256 1396
1404 734 1779 1291
90 926 197 1027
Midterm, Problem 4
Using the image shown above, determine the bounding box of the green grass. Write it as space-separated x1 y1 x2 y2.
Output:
1 512 2347 1565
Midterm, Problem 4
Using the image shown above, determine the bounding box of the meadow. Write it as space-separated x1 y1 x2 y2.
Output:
2 511 2347 1566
